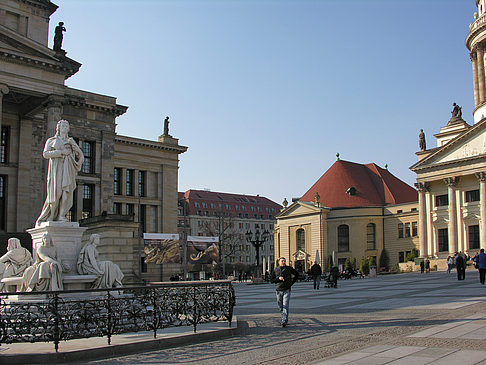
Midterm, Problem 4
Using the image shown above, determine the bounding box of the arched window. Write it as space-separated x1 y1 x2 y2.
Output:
338 225 349 252
296 228 305 251
367 223 376 250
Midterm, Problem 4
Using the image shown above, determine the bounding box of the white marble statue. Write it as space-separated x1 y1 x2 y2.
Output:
22 233 63 291
0 238 32 291
77 234 123 288
36 120 84 226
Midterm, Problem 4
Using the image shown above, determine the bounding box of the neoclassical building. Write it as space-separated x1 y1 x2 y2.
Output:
410 0 486 259
0 0 187 282
276 159 419 272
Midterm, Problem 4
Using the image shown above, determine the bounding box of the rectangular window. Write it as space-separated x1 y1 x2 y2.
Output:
412 222 418 237
398 252 405 263
466 190 480 203
405 222 411 238
126 169 134 196
469 225 480 250
202 202 207 208
398 223 404 238
126 203 134 216
0 175 6 230
114 168 122 195
82 141 95 174
82 184 94 219
67 187 78 222
438 228 449 252
141 256 147 273
194 202 200 208
0 126 9 164
114 202 122 214
435 194 448 207
139 204 146 232
138 170 146 197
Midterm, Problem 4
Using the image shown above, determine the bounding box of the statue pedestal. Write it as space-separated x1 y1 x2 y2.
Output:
27 222 87 276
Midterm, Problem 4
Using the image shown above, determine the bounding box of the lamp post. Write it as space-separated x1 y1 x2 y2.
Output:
245 228 270 278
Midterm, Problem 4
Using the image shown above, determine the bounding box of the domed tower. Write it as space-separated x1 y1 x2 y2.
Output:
466 0 486 123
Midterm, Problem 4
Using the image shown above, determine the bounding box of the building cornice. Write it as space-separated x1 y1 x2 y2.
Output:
115 135 188 154
65 96 127 117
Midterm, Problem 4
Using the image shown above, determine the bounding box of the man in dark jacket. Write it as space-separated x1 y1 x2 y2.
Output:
271 257 299 327
477 249 486 284
310 262 322 289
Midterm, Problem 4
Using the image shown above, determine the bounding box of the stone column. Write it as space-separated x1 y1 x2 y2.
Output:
46 95 63 138
415 182 429 257
444 177 459 254
476 172 486 250
0 84 10 132
478 45 486 104
472 51 480 107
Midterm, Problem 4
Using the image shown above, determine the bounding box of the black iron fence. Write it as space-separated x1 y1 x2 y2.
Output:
0 280 235 352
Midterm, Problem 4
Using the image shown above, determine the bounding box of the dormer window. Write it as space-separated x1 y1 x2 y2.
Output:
346 187 357 196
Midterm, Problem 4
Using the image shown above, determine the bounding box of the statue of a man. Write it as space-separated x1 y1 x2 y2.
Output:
452 102 462 119
77 234 124 288
36 120 84 226
53 22 66 52
419 129 426 151
163 116 170 136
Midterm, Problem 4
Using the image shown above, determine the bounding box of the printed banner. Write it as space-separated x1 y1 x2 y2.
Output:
187 236 219 264
143 233 180 264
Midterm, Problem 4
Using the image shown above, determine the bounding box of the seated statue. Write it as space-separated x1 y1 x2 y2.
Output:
0 238 32 291
22 233 63 291
77 234 123 288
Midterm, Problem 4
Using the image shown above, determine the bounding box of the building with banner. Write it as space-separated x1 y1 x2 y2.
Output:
178 189 281 277
275 159 419 273
0 0 187 282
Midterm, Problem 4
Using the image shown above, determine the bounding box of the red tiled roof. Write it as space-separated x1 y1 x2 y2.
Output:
300 160 417 208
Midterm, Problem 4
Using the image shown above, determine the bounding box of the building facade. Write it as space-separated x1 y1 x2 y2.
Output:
178 189 281 276
276 160 419 272
409 0 486 259
0 0 187 282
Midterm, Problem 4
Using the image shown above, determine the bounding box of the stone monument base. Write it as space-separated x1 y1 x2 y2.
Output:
27 221 87 276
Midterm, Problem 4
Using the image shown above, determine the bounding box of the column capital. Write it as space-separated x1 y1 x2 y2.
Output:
471 51 478 61
414 182 430 192
444 177 459 187
476 172 486 182
477 43 485 52
0 83 9 96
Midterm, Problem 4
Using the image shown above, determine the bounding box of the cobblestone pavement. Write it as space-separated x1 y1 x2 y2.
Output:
85 270 486 364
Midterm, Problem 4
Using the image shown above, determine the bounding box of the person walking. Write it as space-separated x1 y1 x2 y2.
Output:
425 259 430 273
447 256 453 274
477 249 486 285
271 257 299 327
455 252 466 280
310 261 322 290
420 260 425 274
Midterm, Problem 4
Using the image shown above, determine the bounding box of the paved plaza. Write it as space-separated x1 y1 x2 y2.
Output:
2 270 486 364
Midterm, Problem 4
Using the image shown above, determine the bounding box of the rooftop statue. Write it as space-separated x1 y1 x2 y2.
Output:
36 120 84 226
164 116 170 136
451 102 462 119
22 233 63 291
419 129 426 151
53 22 66 52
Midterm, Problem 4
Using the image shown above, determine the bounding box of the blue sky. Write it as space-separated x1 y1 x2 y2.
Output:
50 0 478 204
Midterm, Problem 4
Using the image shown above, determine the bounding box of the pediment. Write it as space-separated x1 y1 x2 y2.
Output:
0 24 80 77
277 201 327 219
412 119 486 171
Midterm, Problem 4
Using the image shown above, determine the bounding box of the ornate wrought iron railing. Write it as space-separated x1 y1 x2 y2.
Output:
0 280 235 352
